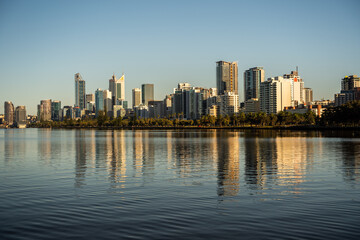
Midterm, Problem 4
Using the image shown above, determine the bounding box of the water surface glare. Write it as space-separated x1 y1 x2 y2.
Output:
0 129 360 239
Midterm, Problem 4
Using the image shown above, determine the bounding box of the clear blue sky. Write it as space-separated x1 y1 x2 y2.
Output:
0 0 359 114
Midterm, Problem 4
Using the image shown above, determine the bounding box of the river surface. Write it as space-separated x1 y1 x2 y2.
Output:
0 129 359 239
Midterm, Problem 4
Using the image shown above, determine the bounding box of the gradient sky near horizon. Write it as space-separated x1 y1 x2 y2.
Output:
0 0 359 115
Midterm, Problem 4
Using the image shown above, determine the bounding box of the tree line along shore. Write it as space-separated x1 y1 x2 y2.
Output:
30 100 360 129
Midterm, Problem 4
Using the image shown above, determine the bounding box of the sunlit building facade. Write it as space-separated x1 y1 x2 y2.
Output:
244 67 265 102
142 84 154 106
75 73 86 110
132 88 142 108
216 61 238 95
15 106 27 128
260 76 292 114
4 101 14 125
109 74 125 105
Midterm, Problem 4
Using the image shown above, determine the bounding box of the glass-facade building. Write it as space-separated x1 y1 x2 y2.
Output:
95 89 104 115
216 61 238 95
109 74 125 105
141 84 154 106
244 67 265 101
51 101 62 121
75 73 86 110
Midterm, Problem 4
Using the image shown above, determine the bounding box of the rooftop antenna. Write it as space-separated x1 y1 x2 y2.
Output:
296 66 298 73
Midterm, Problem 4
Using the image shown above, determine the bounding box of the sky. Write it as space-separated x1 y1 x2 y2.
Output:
0 0 359 115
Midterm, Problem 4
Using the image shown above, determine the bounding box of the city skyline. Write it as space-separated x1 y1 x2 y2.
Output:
0 0 359 115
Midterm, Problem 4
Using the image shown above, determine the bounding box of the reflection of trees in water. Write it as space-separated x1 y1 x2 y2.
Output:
339 140 360 182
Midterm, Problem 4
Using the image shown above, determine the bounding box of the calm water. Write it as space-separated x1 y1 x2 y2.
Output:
0 129 360 239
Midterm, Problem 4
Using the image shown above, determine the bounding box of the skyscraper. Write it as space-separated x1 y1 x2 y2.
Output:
132 88 142 108
109 74 125 104
216 61 238 95
38 100 52 121
75 73 86 110
244 67 265 101
95 89 104 116
4 101 14 125
51 100 62 121
141 84 154 106
15 106 26 128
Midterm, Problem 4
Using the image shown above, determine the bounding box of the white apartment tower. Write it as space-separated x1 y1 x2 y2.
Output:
219 92 239 116
260 77 292 114
283 70 304 106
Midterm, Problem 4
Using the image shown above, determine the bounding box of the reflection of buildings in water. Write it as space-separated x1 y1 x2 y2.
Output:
339 140 360 182
75 130 87 188
4 130 15 162
133 131 144 177
209 130 219 169
37 129 52 164
142 131 155 179
244 135 278 189
275 137 308 188
244 132 310 194
106 130 127 185
217 131 240 197
88 130 96 165
132 131 155 181
172 131 211 179
166 131 172 166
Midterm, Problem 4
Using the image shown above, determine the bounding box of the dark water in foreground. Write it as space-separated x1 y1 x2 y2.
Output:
0 129 359 239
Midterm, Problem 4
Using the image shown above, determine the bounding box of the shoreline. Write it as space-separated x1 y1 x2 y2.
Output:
26 125 360 131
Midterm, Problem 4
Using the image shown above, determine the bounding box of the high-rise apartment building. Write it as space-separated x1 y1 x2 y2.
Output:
15 106 26 128
219 92 239 116
4 101 14 125
86 94 95 103
244 67 265 101
109 74 125 105
216 61 238 95
171 84 206 120
283 70 304 106
95 89 104 115
75 73 86 110
335 75 360 106
303 88 313 105
260 77 292 114
142 84 154 106
132 88 142 108
51 100 62 121
38 100 52 121
341 75 360 91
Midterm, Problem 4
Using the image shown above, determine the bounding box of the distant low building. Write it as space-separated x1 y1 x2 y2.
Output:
284 104 323 116
244 98 260 113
